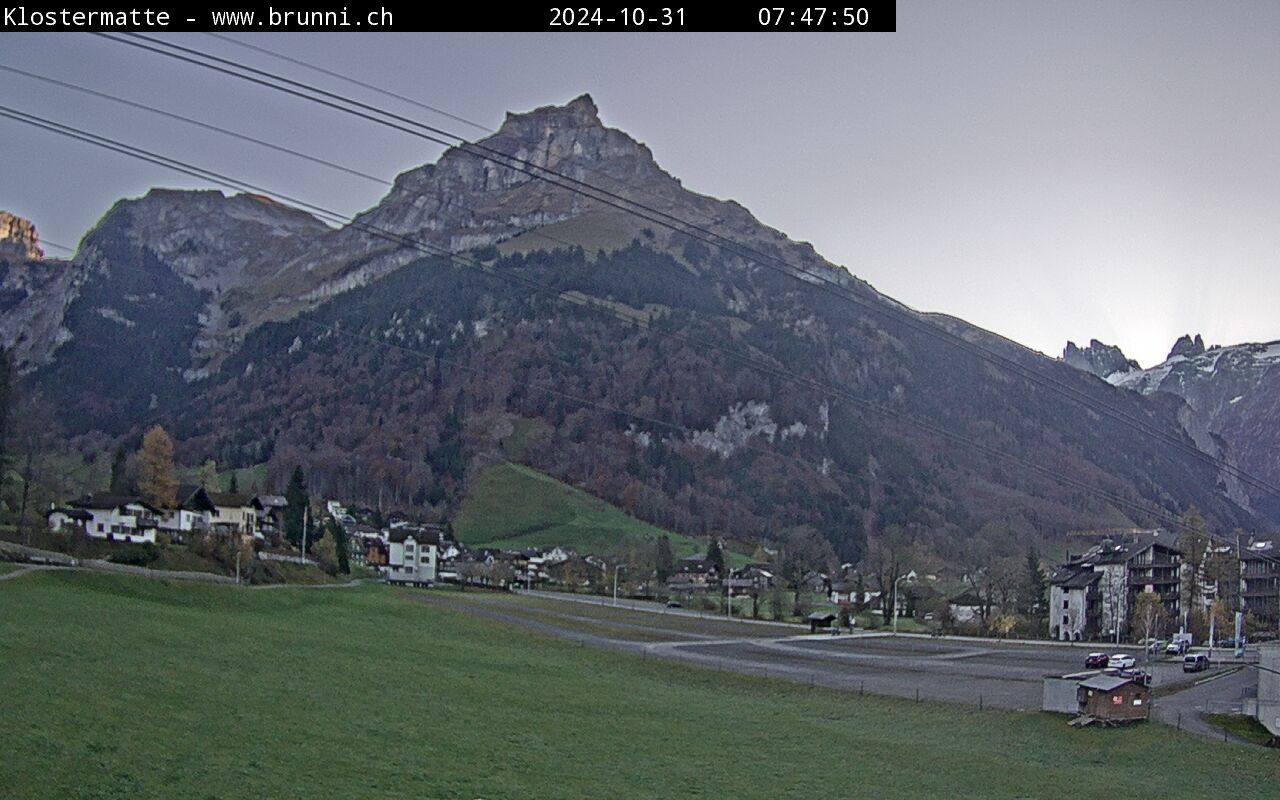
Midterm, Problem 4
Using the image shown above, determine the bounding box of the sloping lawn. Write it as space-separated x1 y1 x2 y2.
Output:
1 571 1276 799
454 461 748 565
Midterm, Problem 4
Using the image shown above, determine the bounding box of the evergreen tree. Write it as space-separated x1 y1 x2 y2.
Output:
327 516 350 574
706 538 725 575
1022 546 1048 634
227 472 239 494
655 535 674 582
137 425 178 509
283 466 310 548
109 445 129 494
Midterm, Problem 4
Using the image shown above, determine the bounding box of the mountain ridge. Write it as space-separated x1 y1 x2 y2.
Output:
6 95 1268 558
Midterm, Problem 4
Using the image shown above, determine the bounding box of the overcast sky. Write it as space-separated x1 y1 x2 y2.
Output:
3 2 1280 367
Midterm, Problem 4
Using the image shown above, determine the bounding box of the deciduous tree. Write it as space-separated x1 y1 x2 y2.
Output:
775 525 837 607
137 425 178 509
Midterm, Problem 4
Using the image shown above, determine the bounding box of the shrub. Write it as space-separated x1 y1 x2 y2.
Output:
107 543 160 566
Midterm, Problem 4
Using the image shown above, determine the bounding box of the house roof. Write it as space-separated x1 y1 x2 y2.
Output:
1050 568 1103 589
254 494 287 508
206 492 254 508
1078 674 1137 692
1066 533 1181 568
949 591 985 606
48 507 92 520
68 494 161 513
389 528 442 546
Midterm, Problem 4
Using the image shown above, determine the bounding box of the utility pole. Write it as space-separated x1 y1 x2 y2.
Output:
613 564 619 606
302 504 309 559
892 574 907 634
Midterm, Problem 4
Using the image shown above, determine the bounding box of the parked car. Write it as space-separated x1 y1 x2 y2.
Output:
1145 639 1165 654
1121 668 1152 686
1085 652 1110 668
1183 653 1210 672
1165 640 1189 656
1107 653 1137 669
665 599 682 608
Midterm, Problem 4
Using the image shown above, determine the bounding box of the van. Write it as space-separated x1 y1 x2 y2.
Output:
1183 653 1209 673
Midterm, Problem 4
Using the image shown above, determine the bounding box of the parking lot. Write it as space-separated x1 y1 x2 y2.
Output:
423 590 1238 714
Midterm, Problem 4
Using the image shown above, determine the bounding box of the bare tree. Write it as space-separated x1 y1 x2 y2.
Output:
861 525 912 624
773 525 837 608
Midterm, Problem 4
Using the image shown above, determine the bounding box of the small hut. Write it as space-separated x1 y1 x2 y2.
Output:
1075 674 1150 723
807 612 837 633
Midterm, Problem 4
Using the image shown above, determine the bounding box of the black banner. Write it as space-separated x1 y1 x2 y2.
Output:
1 2 897 32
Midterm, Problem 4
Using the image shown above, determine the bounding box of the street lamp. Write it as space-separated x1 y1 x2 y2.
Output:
892 574 909 635
613 563 626 606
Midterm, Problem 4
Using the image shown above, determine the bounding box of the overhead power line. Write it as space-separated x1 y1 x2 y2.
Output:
4 102 1266 564
95 31 1280 505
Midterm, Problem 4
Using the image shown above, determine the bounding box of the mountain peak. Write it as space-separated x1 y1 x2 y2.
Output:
0 211 43 261
1062 338 1138 379
1168 333 1206 360
501 93 601 132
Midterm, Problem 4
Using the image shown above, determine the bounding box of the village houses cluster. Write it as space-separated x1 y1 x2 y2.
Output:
44 488 1280 642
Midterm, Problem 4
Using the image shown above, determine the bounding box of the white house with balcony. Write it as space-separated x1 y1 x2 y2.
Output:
51 494 163 544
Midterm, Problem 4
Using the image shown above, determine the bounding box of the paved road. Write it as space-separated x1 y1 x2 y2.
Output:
430 589 1255 741
1151 667 1257 742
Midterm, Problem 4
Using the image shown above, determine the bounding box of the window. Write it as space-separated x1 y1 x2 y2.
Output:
97 523 105 532
1062 600 1068 609
1062 615 1068 626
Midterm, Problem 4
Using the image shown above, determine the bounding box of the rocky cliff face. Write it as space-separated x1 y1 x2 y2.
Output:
1063 339 1140 380
0 211 43 261
0 212 88 371
1062 334 1280 520
8 96 1266 550
1111 338 1280 519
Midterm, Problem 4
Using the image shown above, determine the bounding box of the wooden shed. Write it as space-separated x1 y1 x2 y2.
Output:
1076 674 1150 722
807 612 837 633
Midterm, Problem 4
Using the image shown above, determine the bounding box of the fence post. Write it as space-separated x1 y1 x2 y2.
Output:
916 688 920 702
979 694 983 711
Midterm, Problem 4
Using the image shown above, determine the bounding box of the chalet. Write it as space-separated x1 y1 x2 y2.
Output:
364 537 390 568
205 492 258 539
726 564 774 593
948 591 986 624
252 495 288 542
799 570 831 595
830 580 880 609
1076 674 1150 722
545 555 604 589
1049 534 1183 641
58 494 163 544
667 555 720 593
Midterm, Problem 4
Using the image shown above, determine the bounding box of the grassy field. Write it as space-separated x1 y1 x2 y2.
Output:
454 461 748 565
0 561 23 575
1208 714 1278 746
3 571 1277 799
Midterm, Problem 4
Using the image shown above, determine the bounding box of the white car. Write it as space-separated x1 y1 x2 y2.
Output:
1107 653 1136 669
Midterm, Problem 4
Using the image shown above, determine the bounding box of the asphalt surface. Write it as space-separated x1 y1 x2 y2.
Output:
423 589 1259 742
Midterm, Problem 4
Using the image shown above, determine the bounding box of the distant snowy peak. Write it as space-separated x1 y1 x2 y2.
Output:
1061 338 1139 381
1064 333 1280 519
1108 336 1280 396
